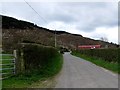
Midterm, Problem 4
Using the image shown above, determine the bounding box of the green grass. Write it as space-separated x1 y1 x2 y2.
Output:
1 55 14 59
1 54 14 69
72 51 118 74
0 54 15 79
2 53 63 88
1 55 14 66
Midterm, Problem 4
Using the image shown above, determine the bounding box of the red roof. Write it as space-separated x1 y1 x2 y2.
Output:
78 45 101 49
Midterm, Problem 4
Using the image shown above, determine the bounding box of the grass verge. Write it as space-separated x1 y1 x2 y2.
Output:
2 52 63 88
71 51 118 74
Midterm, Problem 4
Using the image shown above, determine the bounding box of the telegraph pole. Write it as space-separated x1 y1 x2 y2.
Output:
55 29 56 47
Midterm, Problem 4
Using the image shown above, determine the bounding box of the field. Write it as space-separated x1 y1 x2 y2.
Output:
0 54 15 79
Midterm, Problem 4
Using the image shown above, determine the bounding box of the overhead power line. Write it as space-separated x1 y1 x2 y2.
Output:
23 0 57 48
24 0 48 24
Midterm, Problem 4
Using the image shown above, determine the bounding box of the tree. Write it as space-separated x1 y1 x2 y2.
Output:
100 37 108 42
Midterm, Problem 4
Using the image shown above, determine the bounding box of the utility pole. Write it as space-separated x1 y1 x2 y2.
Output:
55 29 56 48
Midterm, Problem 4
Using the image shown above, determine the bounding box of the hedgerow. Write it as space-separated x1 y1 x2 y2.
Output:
75 48 119 63
23 44 59 70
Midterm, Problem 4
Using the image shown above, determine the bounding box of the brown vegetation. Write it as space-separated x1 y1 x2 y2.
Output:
2 15 118 52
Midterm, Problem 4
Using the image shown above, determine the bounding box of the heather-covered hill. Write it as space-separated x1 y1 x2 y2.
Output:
1 15 117 51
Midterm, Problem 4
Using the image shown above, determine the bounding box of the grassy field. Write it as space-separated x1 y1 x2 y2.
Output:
2 49 63 88
72 51 118 74
0 54 15 79
1 55 14 64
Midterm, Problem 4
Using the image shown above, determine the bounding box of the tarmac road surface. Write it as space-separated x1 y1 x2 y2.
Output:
55 52 118 88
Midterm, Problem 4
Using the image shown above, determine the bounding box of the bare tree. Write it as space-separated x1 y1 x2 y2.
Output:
100 37 108 42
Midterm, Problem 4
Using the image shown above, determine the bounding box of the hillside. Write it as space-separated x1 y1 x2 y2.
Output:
1 15 118 51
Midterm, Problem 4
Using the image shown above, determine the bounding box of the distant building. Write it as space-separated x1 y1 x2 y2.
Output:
78 45 101 49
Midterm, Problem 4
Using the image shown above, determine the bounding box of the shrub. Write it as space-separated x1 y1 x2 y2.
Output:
76 48 119 63
22 44 62 74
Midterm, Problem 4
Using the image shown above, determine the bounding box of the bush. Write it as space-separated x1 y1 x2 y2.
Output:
22 40 35 43
59 47 69 54
75 48 119 63
22 44 63 75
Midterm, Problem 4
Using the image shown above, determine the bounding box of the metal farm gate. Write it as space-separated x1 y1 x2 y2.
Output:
0 53 16 80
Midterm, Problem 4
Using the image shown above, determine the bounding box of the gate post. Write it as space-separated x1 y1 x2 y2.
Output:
13 50 17 74
20 51 25 73
13 49 21 74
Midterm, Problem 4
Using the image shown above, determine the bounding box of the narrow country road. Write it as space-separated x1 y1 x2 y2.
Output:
55 52 118 88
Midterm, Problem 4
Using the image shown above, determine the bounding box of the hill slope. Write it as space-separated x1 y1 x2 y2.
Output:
1 15 117 51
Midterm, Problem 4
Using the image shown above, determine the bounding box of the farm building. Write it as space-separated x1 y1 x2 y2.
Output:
78 45 101 49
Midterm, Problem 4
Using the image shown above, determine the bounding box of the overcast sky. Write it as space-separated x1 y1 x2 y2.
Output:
0 0 118 44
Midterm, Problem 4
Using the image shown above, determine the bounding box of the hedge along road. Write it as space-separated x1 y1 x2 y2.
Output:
55 52 118 88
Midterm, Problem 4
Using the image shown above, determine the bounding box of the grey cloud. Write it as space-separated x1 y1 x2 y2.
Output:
47 14 76 23
73 2 118 32
1 2 118 32
43 2 117 32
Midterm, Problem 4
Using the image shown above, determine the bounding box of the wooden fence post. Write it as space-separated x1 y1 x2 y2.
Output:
13 50 17 74
21 51 25 73
13 49 23 74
